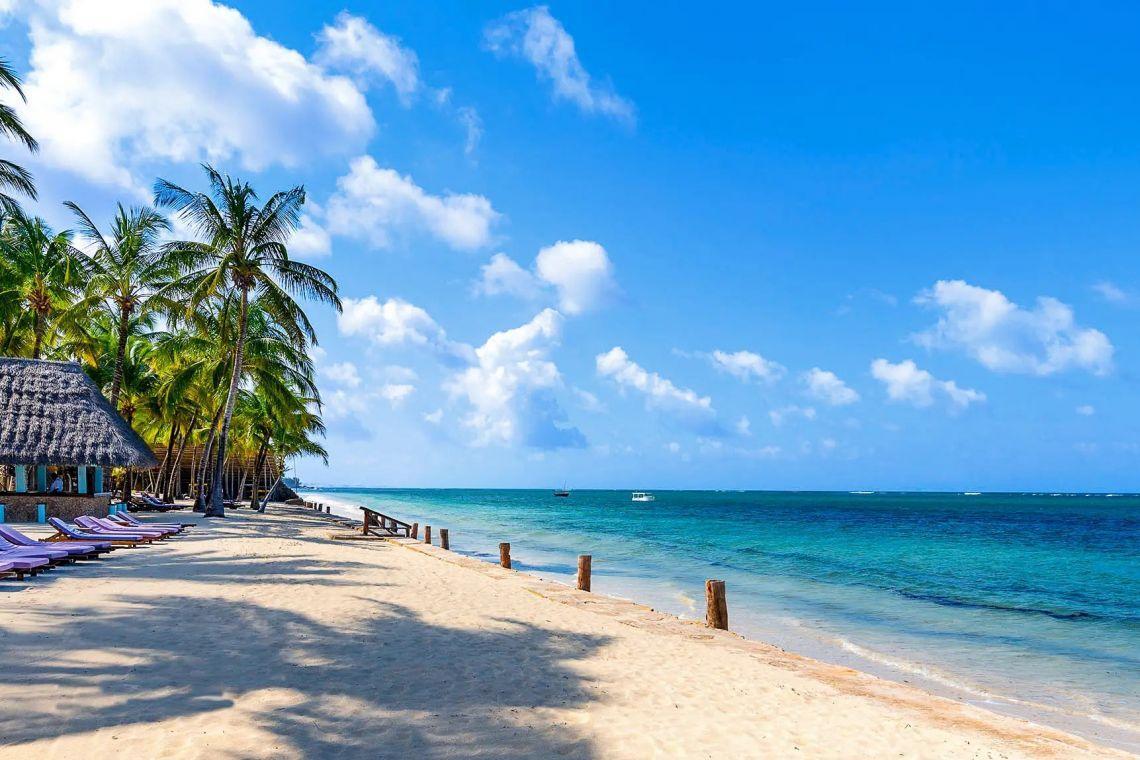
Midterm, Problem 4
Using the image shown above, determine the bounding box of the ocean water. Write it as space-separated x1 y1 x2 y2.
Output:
301 488 1140 750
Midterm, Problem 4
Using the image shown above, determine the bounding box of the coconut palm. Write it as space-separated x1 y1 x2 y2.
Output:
66 201 173 410
153 167 339 516
0 212 90 358
0 58 38 215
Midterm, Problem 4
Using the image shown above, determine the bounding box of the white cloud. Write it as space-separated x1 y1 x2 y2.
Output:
666 441 681 454
596 347 717 429
383 365 418 383
338 295 473 363
1076 404 1095 416
325 155 499 251
914 280 1113 376
768 405 816 427
323 388 369 421
474 253 543 300
457 106 483 156
735 416 752 436
534 240 617 314
379 383 415 408
709 349 785 384
475 240 618 314
323 361 361 388
870 358 985 410
1092 281 1128 304
803 368 859 406
290 214 333 258
16 0 373 191
484 6 634 124
444 309 584 449
315 12 419 102
572 387 605 413
423 408 444 425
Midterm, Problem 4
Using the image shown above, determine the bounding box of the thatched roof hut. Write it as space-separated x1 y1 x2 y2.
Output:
0 357 158 468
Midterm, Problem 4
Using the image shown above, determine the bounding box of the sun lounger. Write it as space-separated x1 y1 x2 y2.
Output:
75 517 167 540
48 518 152 546
111 512 189 532
0 535 78 563
0 555 50 580
0 526 110 558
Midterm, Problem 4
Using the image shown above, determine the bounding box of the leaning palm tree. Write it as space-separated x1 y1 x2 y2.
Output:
0 211 90 358
0 58 38 215
154 165 340 517
66 201 172 410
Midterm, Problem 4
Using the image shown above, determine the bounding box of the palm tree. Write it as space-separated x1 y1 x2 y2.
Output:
66 201 172 410
0 212 89 358
154 165 340 517
0 58 38 215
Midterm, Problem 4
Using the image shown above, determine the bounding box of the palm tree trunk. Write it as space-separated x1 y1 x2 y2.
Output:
109 308 129 410
208 288 249 517
31 311 43 359
249 439 268 508
166 412 197 502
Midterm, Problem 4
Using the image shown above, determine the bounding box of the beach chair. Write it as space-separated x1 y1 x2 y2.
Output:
0 526 110 558
75 516 169 539
48 517 153 546
109 512 188 532
0 555 50 580
0 537 72 563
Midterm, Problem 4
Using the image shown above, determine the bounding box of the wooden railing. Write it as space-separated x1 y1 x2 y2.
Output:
360 506 412 538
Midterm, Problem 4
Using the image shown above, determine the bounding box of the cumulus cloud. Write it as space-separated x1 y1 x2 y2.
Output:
914 280 1113 376
324 155 499 251
1076 404 1095 416
445 309 584 449
803 368 859 406
315 12 419 102
15 0 373 191
1092 281 1128 304
870 359 985 410
290 214 334 258
338 295 473 363
709 349 784 383
769 405 816 427
379 383 415 408
423 408 444 425
484 5 634 124
596 347 718 430
475 240 617 315
323 361 361 388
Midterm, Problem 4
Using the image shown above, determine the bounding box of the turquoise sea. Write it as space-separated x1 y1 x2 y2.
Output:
301 488 1140 750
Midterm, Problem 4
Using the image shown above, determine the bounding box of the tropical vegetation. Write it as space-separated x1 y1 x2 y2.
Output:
0 60 336 518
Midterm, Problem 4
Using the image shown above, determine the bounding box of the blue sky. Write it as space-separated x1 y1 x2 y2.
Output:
4 1 1139 490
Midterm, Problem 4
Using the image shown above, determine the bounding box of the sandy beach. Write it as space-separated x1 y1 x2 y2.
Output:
0 505 1129 759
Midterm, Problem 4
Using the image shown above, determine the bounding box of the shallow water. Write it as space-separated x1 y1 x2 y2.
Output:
301 488 1140 751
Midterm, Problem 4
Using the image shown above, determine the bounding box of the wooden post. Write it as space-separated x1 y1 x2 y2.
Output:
324 505 330 514
411 522 419 539
499 542 511 569
440 528 450 550
361 511 370 535
705 579 728 630
424 525 432 544
577 555 592 592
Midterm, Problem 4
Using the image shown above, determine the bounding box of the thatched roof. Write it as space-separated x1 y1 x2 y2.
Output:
0 358 158 468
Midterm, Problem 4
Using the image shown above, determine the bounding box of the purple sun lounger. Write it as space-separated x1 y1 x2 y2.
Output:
0 537 72 563
0 555 50 580
77 516 171 539
106 514 181 535
112 511 189 532
49 518 151 546
0 526 109 558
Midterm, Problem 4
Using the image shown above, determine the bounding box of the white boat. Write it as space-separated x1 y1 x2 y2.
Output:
631 491 655 502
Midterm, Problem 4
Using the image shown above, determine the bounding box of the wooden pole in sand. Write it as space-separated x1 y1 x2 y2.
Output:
499 542 511 569
424 525 432 544
440 528 450 550
411 522 419 539
705 579 728 630
577 555 592 592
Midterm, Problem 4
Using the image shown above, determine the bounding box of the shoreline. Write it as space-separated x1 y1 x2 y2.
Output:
301 488 1140 754
0 504 1130 758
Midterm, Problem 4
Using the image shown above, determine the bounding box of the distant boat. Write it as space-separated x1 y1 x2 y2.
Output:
553 483 570 497
631 491 655 502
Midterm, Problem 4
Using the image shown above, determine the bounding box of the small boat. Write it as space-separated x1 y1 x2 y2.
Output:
631 491 655 502
553 488 570 497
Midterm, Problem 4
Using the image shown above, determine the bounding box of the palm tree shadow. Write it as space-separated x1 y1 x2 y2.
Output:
0 593 610 758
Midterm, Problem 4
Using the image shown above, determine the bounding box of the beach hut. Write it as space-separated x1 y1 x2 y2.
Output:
0 357 157 521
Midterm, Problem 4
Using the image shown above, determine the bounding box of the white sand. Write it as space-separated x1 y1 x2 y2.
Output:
0 506 1129 759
